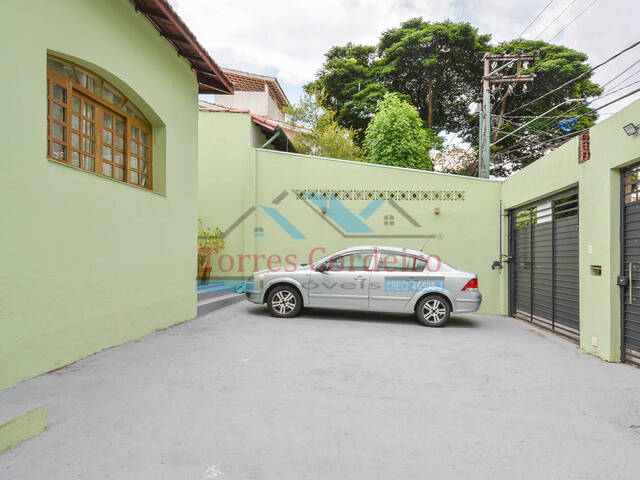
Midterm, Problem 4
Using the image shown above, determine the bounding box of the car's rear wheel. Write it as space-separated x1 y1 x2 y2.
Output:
416 295 451 327
267 285 302 318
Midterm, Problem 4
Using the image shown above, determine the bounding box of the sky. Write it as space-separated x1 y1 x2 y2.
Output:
170 0 640 120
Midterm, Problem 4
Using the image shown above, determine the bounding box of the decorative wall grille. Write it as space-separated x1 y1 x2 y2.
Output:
293 189 465 201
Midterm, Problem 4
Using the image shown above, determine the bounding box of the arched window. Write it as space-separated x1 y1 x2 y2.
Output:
46 56 152 190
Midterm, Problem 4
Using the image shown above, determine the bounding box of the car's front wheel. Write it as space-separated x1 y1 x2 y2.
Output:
416 295 451 327
267 285 302 318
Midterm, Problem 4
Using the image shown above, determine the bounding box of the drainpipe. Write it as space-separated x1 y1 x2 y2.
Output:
260 128 282 149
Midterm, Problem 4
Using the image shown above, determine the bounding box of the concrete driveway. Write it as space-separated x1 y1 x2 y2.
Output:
2 300 640 479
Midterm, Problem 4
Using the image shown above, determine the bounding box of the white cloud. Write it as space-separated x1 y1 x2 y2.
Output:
170 0 640 114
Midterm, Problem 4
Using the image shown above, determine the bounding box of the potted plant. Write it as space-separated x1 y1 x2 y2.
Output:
197 219 225 285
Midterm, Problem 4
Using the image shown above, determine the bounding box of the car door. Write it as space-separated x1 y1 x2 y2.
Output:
369 251 427 311
307 250 374 309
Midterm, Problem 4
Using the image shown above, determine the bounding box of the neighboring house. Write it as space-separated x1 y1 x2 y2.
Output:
0 0 232 388
214 68 291 122
199 100 296 152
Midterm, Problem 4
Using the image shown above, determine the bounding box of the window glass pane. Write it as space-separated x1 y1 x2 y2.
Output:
103 113 113 129
115 135 124 149
141 175 148 187
72 96 81 113
52 122 66 141
130 141 138 154
83 156 94 171
102 163 112 177
114 151 124 165
140 159 148 173
83 138 95 154
141 131 149 144
52 83 67 103
47 57 76 80
130 171 139 184
71 151 80 167
72 114 80 131
140 145 147 159
131 125 139 140
51 142 66 160
83 102 95 120
130 157 138 169
72 132 80 149
330 252 374 271
102 145 112 162
83 120 94 137
75 68 101 95
103 129 112 145
377 253 420 272
115 119 124 135
102 83 125 107
115 166 124 181
125 102 145 122
52 103 65 122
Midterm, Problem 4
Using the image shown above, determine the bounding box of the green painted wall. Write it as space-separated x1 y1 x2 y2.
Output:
199 111 505 314
0 0 199 388
0 407 47 454
502 99 640 361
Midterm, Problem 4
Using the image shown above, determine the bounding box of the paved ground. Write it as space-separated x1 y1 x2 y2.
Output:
2 301 640 479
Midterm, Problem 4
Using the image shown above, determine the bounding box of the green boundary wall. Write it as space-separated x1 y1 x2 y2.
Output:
200 99 640 362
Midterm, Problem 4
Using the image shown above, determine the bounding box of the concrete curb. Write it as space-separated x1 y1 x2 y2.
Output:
197 293 244 317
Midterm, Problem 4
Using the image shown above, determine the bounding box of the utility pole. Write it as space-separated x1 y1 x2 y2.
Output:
478 52 537 178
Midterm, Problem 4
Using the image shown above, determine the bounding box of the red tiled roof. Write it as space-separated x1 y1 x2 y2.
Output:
130 0 233 94
221 68 291 111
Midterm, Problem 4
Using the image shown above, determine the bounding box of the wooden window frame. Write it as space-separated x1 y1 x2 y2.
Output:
46 57 153 191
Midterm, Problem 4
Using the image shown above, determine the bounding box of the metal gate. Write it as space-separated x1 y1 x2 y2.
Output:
621 165 640 366
509 189 579 341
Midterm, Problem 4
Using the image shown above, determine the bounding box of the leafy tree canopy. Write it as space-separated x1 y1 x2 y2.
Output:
307 19 603 175
284 90 365 162
365 93 439 170
489 39 602 175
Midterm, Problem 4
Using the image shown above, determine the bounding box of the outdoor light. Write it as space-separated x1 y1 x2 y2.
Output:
623 123 639 136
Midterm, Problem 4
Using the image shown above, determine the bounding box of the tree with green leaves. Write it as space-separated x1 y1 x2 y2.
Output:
377 19 490 136
488 39 602 175
284 90 365 161
306 43 388 144
364 93 439 170
307 19 603 176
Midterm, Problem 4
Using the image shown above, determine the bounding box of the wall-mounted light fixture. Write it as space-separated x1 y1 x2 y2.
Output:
433 207 440 215
623 123 639 136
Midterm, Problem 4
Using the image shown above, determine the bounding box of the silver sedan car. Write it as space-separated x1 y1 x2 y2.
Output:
245 246 482 327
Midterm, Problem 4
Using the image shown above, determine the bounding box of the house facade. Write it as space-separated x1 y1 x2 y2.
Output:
0 0 231 388
214 68 291 122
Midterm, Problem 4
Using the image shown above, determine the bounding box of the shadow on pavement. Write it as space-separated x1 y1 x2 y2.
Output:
244 303 479 328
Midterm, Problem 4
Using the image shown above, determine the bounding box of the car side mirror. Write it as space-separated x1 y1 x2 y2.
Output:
315 262 329 272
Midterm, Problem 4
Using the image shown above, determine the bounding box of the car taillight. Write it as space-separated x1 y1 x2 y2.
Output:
462 278 478 291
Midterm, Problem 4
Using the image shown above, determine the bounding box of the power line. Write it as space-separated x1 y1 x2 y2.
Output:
534 0 579 40
547 0 599 42
519 0 555 38
503 39 640 117
606 65 640 92
495 87 640 159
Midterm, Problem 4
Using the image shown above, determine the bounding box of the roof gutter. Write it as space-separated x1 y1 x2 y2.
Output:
260 128 282 149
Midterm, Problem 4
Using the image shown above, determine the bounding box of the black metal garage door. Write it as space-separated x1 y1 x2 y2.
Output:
509 189 579 341
621 165 640 366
